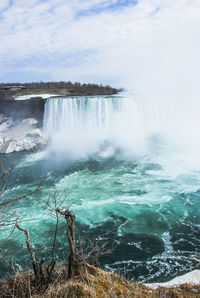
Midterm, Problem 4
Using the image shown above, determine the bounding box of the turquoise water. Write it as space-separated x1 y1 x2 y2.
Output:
1 147 200 282
1 94 200 282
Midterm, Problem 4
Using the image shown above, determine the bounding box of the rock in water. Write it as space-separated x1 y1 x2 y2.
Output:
0 115 46 153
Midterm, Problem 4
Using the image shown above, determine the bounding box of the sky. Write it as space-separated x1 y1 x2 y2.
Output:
0 0 200 95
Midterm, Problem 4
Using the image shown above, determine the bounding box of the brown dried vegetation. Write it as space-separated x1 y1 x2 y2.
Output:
1 263 200 297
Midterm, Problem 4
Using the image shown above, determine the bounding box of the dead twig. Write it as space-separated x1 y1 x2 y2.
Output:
15 223 38 278
56 208 76 279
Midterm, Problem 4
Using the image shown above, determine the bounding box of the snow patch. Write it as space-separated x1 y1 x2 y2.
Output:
15 94 58 100
146 270 200 288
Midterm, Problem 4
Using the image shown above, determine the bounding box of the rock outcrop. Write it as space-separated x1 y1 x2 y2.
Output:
0 115 46 153
0 97 45 127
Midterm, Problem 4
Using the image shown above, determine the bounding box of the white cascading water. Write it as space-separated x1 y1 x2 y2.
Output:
43 96 122 137
43 94 200 169
43 96 123 158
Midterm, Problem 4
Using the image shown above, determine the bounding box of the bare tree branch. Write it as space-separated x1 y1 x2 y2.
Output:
0 179 45 208
56 208 76 279
15 223 38 278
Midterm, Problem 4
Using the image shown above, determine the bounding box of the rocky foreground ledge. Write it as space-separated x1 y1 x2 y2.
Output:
0 114 46 154
0 263 200 297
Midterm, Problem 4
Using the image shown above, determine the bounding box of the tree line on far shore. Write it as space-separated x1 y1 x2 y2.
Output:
0 81 122 99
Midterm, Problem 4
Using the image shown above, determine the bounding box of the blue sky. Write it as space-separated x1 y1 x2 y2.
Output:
0 0 200 94
76 0 138 17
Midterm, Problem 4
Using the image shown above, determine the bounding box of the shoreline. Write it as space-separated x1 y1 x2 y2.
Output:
0 81 121 100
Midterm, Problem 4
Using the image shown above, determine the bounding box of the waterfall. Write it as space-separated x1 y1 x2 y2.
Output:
43 96 123 157
43 96 123 139
43 94 200 166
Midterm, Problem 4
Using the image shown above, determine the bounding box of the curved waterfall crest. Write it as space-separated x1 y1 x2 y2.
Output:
43 96 122 138
43 94 200 165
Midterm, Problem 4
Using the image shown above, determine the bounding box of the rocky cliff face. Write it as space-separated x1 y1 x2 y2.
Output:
0 115 46 154
0 97 45 127
0 97 46 153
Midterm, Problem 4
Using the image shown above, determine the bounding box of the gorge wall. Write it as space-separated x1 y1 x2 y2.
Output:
0 97 46 153
0 97 45 127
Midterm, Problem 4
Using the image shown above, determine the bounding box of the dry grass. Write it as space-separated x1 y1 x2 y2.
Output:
0 265 68 297
1 263 200 297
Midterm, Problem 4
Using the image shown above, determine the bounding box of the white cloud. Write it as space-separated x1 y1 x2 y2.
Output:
0 0 200 95
0 0 9 12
